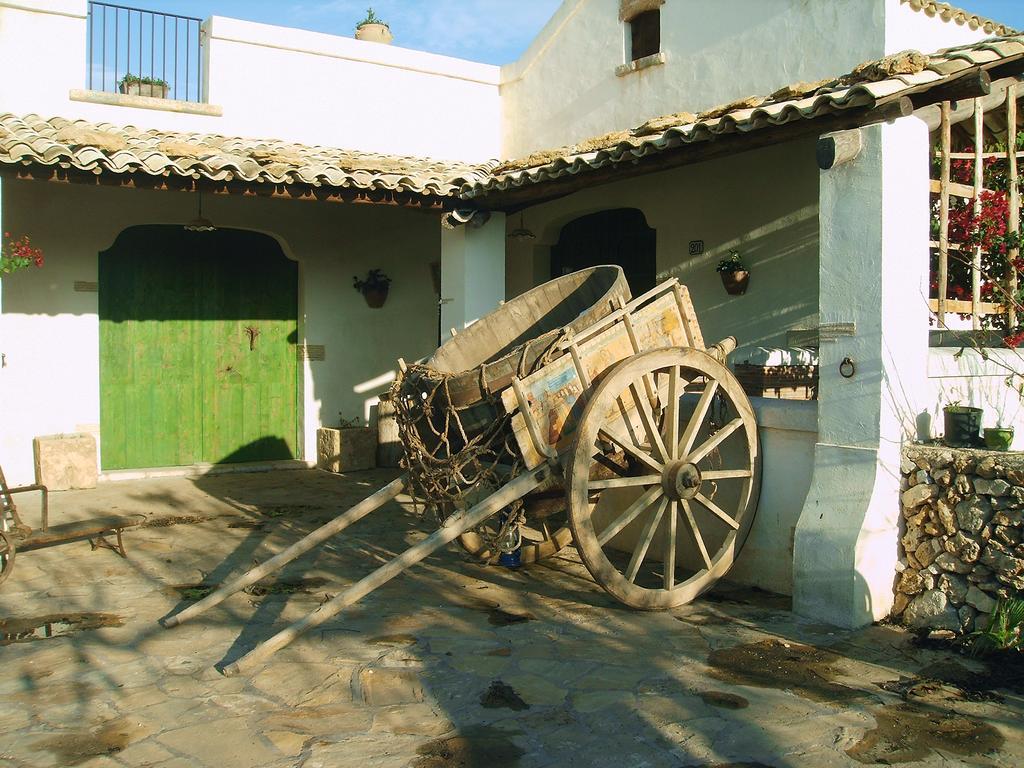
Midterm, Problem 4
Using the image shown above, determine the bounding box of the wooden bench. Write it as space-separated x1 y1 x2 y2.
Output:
1 465 143 586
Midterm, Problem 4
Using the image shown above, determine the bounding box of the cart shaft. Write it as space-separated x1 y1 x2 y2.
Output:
161 475 407 628
222 464 553 676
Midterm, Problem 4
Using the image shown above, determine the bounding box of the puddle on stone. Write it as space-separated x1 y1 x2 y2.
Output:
698 690 749 709
707 639 864 703
846 703 1003 764
244 576 328 597
142 514 209 528
174 584 217 601
226 520 266 530
487 608 534 627
413 725 524 768
1 613 123 645
367 633 418 646
480 680 529 711
486 647 512 657
32 721 132 765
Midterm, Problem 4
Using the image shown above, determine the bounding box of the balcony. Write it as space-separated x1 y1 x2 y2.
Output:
86 1 204 104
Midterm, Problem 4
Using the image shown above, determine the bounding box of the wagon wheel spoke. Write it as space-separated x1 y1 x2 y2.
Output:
693 492 740 530
588 475 661 490
701 469 753 480
599 425 664 473
677 379 719 458
680 499 713 570
596 485 663 546
630 380 669 462
664 500 678 589
685 417 743 464
625 497 668 583
567 347 761 611
662 365 682 461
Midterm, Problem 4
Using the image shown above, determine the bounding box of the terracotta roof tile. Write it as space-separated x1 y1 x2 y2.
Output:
901 0 1016 37
467 34 1024 197
0 114 493 198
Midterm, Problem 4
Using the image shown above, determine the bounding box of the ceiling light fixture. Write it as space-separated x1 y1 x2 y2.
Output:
507 211 536 242
184 189 217 232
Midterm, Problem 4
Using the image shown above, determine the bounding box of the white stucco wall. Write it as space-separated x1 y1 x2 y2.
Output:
0 1 501 161
727 399 817 595
501 0 887 157
0 178 442 485
922 347 1024 448
885 0 993 54
507 138 820 350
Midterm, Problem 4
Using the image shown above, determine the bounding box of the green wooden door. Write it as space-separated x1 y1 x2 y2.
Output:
99 226 298 470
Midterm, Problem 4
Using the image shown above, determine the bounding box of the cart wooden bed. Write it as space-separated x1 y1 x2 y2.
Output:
161 266 761 675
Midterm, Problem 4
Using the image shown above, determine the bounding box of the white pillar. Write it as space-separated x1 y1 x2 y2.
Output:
440 213 506 341
793 118 931 628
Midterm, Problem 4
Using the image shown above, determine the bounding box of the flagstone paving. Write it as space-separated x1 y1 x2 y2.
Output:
1 468 1022 767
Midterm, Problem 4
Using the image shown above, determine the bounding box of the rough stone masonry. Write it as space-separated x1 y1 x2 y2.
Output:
895 444 1024 634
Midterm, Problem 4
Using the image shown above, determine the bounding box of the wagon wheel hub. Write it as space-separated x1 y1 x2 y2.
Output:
662 460 702 500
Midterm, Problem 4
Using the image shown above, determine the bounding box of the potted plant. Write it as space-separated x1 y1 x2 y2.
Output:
943 401 984 448
717 250 750 295
355 8 393 44
984 424 1015 451
353 269 392 308
1 232 44 274
118 73 170 99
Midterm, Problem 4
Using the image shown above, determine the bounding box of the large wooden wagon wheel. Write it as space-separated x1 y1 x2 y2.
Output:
0 531 15 586
567 347 761 609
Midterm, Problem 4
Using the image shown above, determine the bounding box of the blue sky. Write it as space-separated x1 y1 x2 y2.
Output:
119 1 1022 66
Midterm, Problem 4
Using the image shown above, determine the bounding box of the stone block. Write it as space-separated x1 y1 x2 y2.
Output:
32 433 97 490
902 483 938 509
316 427 376 473
955 496 992 534
903 589 960 631
965 585 996 613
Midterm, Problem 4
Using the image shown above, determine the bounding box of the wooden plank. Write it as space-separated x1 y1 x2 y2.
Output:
1009 83 1020 329
927 299 1004 315
672 283 705 350
973 99 984 330
938 101 951 326
502 292 687 469
929 178 978 199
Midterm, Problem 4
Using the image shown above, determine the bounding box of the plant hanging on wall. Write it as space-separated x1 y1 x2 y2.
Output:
716 249 749 295
0 233 44 274
353 269 392 308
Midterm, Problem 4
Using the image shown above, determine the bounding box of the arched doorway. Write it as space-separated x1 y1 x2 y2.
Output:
550 208 656 295
98 225 298 469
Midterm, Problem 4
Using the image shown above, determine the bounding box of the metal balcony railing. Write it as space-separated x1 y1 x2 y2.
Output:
87 2 204 103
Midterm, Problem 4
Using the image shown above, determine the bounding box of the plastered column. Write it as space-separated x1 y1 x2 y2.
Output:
440 214 506 341
793 118 930 628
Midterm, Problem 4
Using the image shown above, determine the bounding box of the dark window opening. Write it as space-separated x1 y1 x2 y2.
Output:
630 10 660 62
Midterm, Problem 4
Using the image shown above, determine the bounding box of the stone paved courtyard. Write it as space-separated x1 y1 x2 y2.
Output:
1 468 1022 767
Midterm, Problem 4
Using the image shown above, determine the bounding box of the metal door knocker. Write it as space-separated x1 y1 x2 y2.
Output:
839 357 856 378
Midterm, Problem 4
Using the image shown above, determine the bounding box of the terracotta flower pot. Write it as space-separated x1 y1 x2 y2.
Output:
119 81 168 99
355 23 393 44
720 270 749 295
362 286 389 308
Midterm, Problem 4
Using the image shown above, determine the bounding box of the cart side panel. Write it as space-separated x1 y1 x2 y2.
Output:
503 292 688 469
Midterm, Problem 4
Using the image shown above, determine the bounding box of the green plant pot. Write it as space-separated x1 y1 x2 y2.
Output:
943 406 983 448
984 427 1014 452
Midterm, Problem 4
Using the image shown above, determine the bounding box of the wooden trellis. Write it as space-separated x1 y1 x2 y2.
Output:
931 85 1021 330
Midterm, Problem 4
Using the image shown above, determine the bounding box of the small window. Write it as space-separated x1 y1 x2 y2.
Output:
630 10 660 62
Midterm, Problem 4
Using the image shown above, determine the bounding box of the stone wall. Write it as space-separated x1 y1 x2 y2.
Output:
895 444 1024 633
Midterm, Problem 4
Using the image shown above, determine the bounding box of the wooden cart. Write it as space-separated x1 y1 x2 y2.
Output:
0 467 144 585
162 267 761 674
